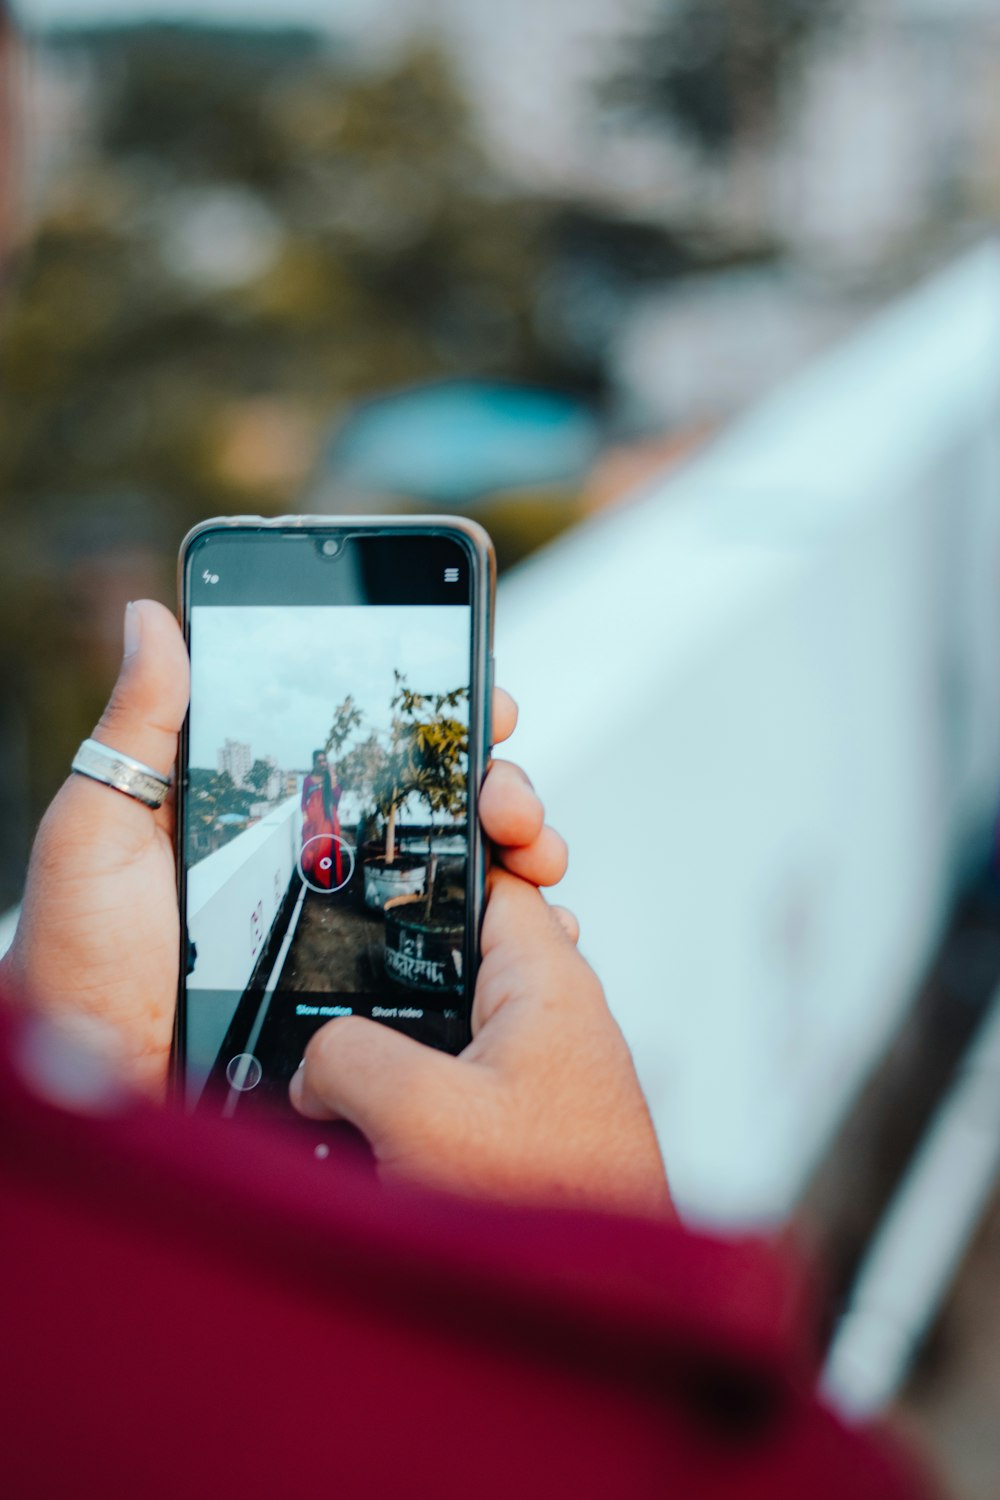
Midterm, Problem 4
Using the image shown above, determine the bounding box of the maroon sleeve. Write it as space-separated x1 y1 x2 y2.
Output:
0 1003 937 1500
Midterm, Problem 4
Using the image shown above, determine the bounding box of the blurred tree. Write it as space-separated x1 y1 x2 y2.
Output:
99 24 323 188
0 22 588 873
245 759 274 798
187 767 252 828
0 28 569 530
608 0 843 157
324 696 363 763
392 673 469 921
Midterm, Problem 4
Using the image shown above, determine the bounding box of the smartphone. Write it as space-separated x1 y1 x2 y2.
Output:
174 516 495 1119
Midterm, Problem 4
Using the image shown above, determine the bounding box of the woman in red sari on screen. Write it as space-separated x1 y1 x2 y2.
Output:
301 749 344 889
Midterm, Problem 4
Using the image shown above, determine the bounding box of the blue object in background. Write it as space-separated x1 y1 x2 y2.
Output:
324 380 601 505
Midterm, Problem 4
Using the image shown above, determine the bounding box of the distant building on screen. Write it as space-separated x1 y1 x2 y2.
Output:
217 739 252 787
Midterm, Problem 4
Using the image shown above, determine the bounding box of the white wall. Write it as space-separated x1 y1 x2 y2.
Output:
184 796 301 1085
497 244 1000 1226
188 795 300 993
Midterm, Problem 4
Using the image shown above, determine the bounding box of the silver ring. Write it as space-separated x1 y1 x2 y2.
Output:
71 737 172 810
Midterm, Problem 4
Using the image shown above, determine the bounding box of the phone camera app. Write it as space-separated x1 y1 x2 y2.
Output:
185 596 473 1113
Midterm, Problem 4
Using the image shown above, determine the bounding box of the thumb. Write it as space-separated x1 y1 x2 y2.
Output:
92 600 190 779
290 1015 459 1153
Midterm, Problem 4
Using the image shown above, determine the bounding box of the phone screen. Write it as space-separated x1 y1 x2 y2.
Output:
178 525 489 1118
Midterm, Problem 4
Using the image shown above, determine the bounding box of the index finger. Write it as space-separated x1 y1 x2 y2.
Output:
492 687 517 745
470 868 587 1036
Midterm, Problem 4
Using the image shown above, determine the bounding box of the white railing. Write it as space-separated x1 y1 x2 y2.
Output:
184 796 300 1080
187 795 301 992
497 243 1000 1225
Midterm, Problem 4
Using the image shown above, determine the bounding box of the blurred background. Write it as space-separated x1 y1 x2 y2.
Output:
3 1 1000 1490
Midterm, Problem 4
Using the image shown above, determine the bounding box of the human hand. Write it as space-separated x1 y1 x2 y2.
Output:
2 601 189 1095
0 601 558 1097
291 867 673 1221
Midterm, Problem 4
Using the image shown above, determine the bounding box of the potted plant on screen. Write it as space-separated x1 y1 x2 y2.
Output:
329 693 427 912
382 674 469 996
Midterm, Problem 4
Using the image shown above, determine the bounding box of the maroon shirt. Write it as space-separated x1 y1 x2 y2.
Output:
0 1006 934 1500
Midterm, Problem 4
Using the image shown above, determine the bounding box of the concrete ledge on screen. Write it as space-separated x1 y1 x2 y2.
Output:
184 794 300 1094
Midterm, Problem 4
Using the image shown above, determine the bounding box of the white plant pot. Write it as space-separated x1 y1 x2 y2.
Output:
363 860 426 912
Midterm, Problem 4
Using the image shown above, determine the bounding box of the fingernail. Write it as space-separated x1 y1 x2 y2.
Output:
297 1058 306 1070
123 602 140 660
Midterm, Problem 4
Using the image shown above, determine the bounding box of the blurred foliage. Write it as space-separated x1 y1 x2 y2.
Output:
185 765 255 863
188 765 253 825
0 23 605 898
101 25 318 185
245 758 275 797
0 28 570 526
608 0 844 155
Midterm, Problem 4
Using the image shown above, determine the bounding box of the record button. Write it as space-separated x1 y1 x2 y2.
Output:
226 1053 263 1092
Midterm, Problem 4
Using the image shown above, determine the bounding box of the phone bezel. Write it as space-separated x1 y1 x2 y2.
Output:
172 514 496 1105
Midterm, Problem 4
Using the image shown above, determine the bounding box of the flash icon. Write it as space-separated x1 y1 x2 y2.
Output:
202 570 220 585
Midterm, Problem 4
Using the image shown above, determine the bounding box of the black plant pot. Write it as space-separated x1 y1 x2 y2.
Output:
383 896 463 994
